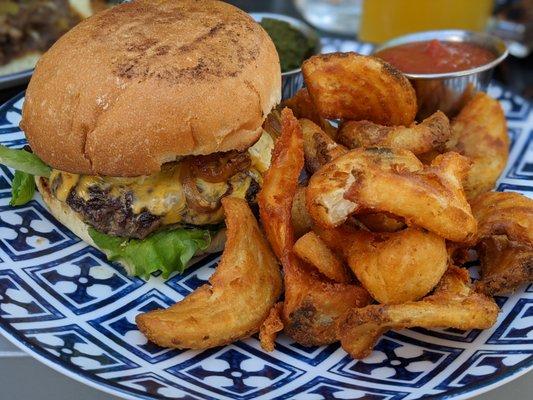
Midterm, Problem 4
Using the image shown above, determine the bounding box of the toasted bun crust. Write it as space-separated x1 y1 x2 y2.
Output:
22 0 281 176
36 177 226 275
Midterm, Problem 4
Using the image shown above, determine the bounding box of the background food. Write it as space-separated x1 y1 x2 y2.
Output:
259 17 318 73
0 0 114 76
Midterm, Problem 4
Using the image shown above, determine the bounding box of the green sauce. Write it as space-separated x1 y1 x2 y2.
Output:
260 18 317 73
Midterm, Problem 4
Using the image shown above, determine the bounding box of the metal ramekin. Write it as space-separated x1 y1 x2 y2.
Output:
373 30 508 119
250 12 322 100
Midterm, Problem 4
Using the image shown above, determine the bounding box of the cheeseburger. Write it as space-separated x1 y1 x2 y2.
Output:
1 0 281 277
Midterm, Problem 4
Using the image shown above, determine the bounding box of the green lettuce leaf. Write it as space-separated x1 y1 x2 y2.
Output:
0 144 51 177
10 170 36 206
88 227 212 279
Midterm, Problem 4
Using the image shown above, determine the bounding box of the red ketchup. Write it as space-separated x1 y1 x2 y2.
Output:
374 39 496 74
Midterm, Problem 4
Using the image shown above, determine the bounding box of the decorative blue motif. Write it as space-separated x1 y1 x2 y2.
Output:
487 298 533 344
109 372 207 400
0 269 63 322
0 40 531 400
273 335 341 366
23 324 139 373
330 333 463 388
505 130 533 180
0 201 79 261
167 344 305 399
89 289 183 364
279 377 409 400
24 247 143 315
436 350 533 391
412 327 483 343
0 165 13 199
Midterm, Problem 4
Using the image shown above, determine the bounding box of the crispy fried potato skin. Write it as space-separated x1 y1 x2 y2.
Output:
343 228 448 304
136 197 282 349
294 232 352 283
338 111 450 155
259 108 304 260
338 266 499 358
292 186 313 238
471 191 533 245
306 147 476 242
356 213 405 232
259 302 284 352
302 52 417 126
470 192 533 295
284 88 337 138
263 108 282 139
259 108 371 346
300 118 347 174
476 236 532 296
450 93 509 199
299 121 405 233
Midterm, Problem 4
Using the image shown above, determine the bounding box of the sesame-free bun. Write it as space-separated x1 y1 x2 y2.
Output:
22 0 281 177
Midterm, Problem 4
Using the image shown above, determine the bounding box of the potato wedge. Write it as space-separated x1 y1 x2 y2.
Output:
471 191 533 246
344 228 447 304
476 236 532 296
470 191 533 295
136 197 282 349
450 93 509 199
294 232 352 283
259 302 284 352
259 108 304 261
298 122 405 233
355 213 405 233
306 147 476 242
302 52 417 126
339 266 499 359
338 111 451 155
284 88 337 138
292 186 313 238
300 118 347 174
259 108 371 346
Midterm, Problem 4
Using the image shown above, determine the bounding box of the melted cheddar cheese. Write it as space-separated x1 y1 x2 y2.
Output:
49 131 273 227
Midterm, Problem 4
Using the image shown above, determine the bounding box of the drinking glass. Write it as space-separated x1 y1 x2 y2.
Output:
293 0 363 35
359 0 494 43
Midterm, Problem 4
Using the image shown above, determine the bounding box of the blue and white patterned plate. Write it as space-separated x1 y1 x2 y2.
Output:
0 39 532 400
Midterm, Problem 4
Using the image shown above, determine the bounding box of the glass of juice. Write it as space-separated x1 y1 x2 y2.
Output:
359 0 493 43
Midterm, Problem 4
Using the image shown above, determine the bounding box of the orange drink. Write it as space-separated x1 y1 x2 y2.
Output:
360 0 493 43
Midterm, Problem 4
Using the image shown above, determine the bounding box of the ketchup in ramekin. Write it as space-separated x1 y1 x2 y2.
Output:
372 31 507 119
374 39 496 74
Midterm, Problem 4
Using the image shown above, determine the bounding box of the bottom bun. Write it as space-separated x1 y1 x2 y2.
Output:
36 177 226 275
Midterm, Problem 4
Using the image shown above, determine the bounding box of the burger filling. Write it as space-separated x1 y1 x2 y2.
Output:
47 132 273 239
0 123 275 278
